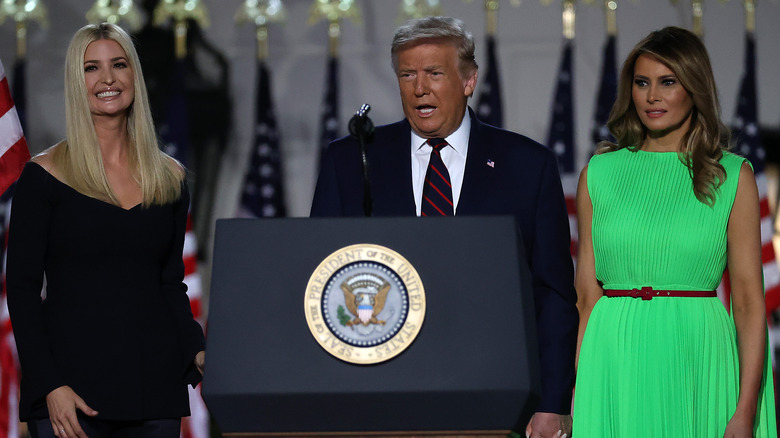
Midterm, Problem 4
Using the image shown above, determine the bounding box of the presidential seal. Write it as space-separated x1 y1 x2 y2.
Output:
304 244 426 364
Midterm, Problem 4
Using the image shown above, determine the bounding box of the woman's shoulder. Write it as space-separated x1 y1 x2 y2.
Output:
589 147 631 166
160 153 186 181
29 142 65 179
718 150 752 176
15 150 63 200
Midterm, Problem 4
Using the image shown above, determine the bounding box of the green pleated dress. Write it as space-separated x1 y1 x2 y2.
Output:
573 148 777 437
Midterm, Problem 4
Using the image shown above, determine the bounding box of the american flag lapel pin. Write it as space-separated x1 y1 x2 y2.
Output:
486 159 495 168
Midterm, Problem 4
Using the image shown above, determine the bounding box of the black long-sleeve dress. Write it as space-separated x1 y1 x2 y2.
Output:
6 162 205 421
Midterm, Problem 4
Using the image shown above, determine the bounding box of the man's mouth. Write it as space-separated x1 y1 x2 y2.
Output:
416 105 435 115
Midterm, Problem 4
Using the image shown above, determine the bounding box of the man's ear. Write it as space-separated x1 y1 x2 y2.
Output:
463 69 478 97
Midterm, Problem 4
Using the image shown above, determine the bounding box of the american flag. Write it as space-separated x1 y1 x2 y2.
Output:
237 60 286 218
319 56 340 157
0 58 30 195
0 56 27 438
546 39 577 258
0 189 19 438
476 35 503 128
591 34 617 150
158 58 208 438
728 33 780 316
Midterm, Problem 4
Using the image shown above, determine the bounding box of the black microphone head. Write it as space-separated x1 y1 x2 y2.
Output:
349 103 374 140
357 103 371 118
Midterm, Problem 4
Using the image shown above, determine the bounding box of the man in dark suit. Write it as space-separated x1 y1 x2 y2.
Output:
311 16 577 438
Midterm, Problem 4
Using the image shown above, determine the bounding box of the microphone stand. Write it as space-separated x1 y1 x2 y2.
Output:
348 103 375 217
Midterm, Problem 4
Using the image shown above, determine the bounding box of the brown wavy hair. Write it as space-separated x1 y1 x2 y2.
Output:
600 26 730 206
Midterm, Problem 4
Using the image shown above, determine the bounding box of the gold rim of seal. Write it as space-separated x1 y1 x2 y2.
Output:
304 243 426 365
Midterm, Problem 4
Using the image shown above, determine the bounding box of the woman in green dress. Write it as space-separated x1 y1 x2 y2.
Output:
573 27 776 436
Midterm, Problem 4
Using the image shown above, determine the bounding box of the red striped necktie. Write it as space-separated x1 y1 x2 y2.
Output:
421 138 454 216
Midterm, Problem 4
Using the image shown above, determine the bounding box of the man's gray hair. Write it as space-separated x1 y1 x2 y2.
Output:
391 16 478 77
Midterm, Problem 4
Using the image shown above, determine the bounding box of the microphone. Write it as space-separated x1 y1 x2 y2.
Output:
348 103 375 140
348 103 374 216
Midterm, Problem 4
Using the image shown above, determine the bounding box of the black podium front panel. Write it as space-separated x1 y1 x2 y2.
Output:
203 216 540 434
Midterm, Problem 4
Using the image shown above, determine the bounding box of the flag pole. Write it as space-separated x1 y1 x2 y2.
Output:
256 26 268 61
328 20 340 58
691 0 703 37
546 0 578 257
477 0 504 128
745 0 755 34
563 0 576 40
235 0 288 218
591 0 618 149
15 21 26 61
0 0 48 61
604 0 617 36
486 0 499 36
1 0 47 133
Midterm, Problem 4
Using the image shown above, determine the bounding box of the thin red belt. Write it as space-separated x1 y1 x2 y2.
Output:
604 287 717 301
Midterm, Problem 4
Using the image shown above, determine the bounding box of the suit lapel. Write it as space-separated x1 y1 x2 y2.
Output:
369 120 416 215
457 109 497 215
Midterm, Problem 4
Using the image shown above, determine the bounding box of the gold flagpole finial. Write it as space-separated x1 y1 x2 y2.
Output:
309 0 360 58
86 0 142 30
745 0 755 33
563 0 576 39
691 0 703 36
153 0 210 59
0 0 48 59
397 0 443 22
0 0 49 59
485 0 499 36
236 0 286 61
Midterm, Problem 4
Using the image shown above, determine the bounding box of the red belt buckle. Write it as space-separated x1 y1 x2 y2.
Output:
631 286 654 300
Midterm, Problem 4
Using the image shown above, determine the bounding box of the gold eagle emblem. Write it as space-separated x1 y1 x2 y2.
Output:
340 274 390 327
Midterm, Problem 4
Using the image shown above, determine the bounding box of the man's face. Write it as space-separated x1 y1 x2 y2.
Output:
396 41 477 139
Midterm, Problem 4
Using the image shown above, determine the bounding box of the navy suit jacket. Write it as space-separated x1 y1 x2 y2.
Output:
310 108 578 414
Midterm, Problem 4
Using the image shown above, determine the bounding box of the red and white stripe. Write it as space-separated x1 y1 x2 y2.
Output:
1 231 19 438
717 173 780 318
0 59 30 196
561 173 579 262
180 212 209 438
0 56 25 438
182 213 202 324
757 173 780 314
757 173 780 369
1 198 19 438
0 271 19 438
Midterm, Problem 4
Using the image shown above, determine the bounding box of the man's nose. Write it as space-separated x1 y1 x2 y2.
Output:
414 77 429 96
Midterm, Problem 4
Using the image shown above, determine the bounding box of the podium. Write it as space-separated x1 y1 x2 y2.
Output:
202 216 540 437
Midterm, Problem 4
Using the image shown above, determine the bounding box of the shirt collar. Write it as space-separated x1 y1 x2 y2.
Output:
411 108 471 159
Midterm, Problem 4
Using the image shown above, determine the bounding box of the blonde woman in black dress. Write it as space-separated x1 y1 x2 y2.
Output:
7 23 205 438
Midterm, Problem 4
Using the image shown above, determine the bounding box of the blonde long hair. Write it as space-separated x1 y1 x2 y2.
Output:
600 26 730 206
51 23 182 207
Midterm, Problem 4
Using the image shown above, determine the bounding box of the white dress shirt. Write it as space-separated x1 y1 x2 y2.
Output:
410 109 471 216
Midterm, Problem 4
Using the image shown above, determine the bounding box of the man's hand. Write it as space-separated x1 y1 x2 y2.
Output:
45 385 98 438
525 412 572 438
